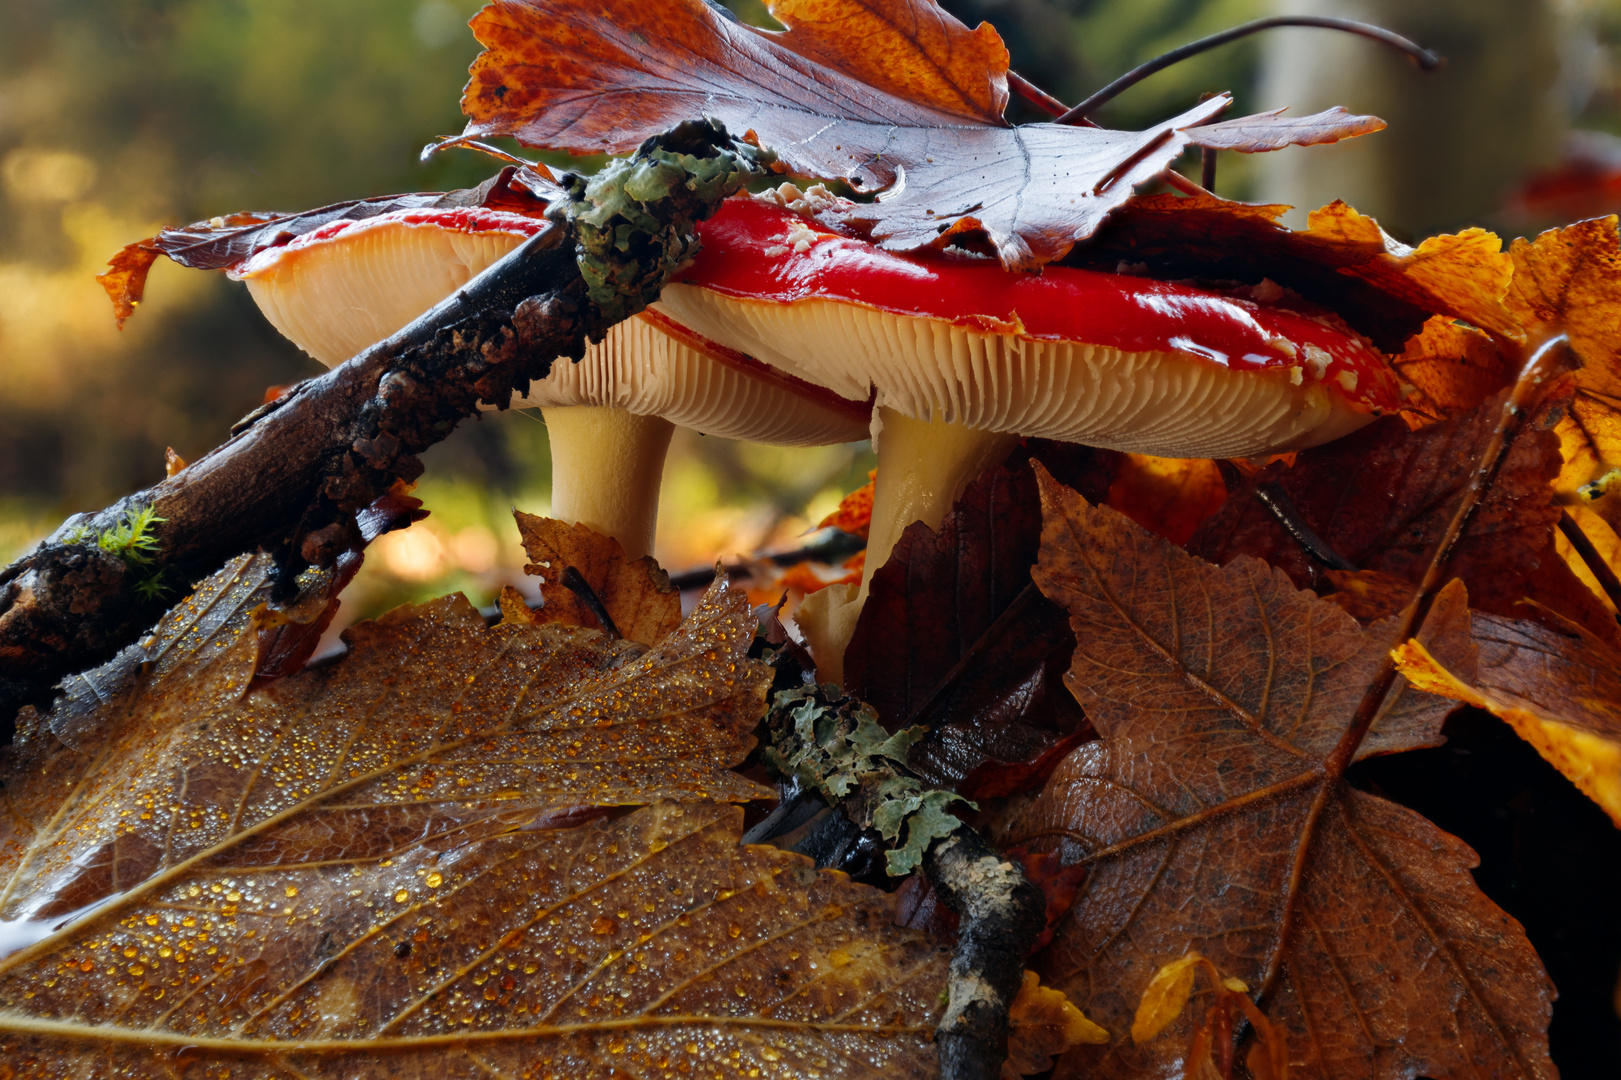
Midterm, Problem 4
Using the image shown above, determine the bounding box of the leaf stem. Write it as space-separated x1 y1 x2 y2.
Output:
1557 509 1621 620
1055 16 1441 124
1323 333 1568 778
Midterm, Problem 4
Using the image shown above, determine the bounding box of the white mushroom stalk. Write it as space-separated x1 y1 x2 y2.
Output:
652 190 1404 678
230 205 869 560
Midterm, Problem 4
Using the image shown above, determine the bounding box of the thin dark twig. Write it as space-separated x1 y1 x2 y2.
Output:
1201 146 1218 192
1254 482 1358 572
560 565 621 639
1055 16 1441 124
1558 509 1621 620
1007 72 1096 126
666 530 867 591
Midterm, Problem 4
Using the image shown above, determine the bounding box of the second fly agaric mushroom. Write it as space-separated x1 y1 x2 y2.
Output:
232 204 869 559
651 189 1403 678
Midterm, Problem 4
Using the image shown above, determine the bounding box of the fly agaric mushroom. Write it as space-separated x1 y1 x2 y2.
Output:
232 204 869 559
650 190 1402 678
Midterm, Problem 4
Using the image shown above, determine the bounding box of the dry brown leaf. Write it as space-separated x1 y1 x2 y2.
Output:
0 558 951 1075
1320 568 1420 623
459 0 1379 271
1395 608 1621 828
1003 970 1107 1079
97 166 554 328
1190 381 1621 646
517 512 682 646
999 470 1554 1080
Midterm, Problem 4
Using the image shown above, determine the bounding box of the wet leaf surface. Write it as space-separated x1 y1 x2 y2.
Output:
995 470 1553 1080
0 557 954 1076
459 0 1379 270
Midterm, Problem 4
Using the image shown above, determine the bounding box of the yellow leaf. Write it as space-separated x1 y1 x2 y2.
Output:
1395 616 1621 827
1002 971 1107 1077
1130 954 1204 1044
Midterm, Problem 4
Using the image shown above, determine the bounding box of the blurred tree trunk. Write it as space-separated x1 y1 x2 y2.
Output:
1255 0 1564 239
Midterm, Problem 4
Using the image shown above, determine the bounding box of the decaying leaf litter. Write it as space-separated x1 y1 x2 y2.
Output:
3 0 1621 1075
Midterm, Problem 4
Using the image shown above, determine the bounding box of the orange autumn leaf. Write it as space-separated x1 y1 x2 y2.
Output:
819 470 876 540
1104 454 1225 546
1395 607 1621 827
1063 192 1518 353
1392 316 1516 425
1004 970 1108 1079
459 0 1380 270
1504 216 1621 532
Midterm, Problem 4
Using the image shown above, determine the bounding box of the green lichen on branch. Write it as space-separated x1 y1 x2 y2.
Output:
558 120 774 325
765 684 974 876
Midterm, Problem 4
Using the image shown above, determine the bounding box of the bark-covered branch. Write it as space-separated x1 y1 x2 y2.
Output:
764 683 1046 1080
0 119 767 733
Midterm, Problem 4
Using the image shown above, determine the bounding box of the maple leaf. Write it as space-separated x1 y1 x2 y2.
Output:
516 512 681 646
459 0 1381 271
1395 607 1621 828
0 557 951 1076
843 457 1090 798
1190 381 1620 646
97 165 554 327
996 469 1554 1080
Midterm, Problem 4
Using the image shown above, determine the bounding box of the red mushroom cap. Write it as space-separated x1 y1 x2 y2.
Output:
655 197 1401 458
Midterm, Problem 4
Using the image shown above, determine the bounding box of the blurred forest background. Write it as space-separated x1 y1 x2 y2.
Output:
5 0 1621 623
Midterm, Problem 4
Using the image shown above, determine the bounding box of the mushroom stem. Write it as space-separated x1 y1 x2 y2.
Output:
860 408 1021 605
540 405 675 560
796 407 1017 683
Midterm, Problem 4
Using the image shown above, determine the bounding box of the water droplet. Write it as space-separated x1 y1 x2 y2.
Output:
394 890 410 904
592 916 617 935
426 872 443 888
284 886 298 898
728 923 743 939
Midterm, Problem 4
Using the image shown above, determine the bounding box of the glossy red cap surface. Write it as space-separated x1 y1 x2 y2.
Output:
676 198 1400 412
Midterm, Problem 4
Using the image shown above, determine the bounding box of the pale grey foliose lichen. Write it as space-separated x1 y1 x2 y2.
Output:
557 118 775 326
765 684 975 876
